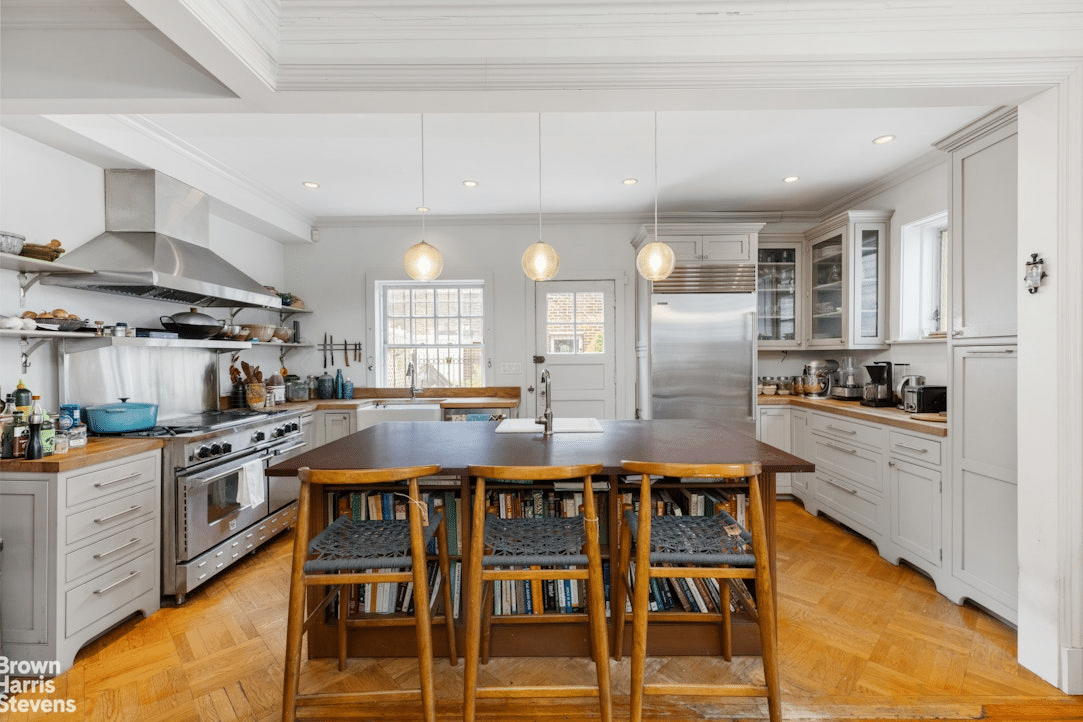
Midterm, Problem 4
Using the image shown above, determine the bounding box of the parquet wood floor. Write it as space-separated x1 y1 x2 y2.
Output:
4 501 1080 721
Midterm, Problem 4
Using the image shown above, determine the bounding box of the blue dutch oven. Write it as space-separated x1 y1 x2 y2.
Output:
84 398 158 433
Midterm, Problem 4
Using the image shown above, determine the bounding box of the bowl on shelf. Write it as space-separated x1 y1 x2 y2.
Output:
273 326 293 342
0 231 25 255
242 323 275 342
35 317 87 332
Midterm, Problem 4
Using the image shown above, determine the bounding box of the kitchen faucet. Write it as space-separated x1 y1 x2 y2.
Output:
406 361 422 398
536 368 553 437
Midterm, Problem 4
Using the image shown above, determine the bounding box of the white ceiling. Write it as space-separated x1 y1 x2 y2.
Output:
2 1 1081 242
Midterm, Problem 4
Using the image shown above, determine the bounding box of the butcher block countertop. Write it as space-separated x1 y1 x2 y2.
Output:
758 395 948 437
0 437 164 474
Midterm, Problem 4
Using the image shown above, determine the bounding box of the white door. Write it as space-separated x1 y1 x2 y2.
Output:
534 280 616 418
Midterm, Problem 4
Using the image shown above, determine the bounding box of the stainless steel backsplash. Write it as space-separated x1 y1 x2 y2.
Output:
61 345 217 420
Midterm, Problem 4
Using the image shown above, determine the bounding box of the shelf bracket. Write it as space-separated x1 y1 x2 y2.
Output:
17 272 43 308
18 337 49 373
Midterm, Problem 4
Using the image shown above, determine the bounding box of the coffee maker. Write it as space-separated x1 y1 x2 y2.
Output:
862 361 894 407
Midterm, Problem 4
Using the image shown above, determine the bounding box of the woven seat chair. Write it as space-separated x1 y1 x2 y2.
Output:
282 465 456 722
613 461 780 722
462 463 612 722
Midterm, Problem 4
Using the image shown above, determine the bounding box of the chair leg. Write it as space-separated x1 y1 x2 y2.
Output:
435 515 458 665
479 578 494 665
583 508 613 722
407 477 437 722
337 585 348 671
748 477 781 722
282 489 312 722
463 481 487 722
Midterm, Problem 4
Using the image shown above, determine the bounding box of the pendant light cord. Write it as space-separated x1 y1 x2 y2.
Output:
654 111 659 234
420 114 427 237
538 112 543 240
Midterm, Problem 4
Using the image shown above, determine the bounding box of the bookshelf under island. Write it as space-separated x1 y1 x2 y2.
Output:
266 419 814 660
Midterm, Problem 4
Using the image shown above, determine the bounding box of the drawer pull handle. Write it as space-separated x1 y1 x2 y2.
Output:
822 477 859 495
893 443 928 453
93 537 141 560
93 472 142 489
93 505 142 524
94 570 141 595
825 442 858 455
826 425 857 435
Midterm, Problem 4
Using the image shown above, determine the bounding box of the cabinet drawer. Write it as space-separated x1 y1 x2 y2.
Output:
65 518 156 583
66 484 157 545
812 434 883 493
66 550 156 637
66 454 157 508
816 471 883 541
810 413 883 449
888 431 942 466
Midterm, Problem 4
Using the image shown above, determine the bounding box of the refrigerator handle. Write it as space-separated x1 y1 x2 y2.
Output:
747 311 756 421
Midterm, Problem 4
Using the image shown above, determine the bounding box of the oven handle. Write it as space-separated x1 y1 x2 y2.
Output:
181 451 272 490
274 441 307 456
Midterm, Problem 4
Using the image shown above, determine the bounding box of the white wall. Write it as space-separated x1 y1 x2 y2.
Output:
282 218 642 417
0 129 286 409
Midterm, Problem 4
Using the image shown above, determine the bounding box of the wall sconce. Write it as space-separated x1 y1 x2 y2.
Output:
1024 253 1047 294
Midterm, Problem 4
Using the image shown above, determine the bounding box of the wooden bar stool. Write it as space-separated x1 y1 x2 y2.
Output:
462 463 612 722
613 461 780 722
282 465 457 722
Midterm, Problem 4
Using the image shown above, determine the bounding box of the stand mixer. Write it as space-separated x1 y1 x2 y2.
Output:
803 359 838 399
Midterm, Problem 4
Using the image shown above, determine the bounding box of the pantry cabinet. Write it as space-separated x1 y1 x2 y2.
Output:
804 210 891 349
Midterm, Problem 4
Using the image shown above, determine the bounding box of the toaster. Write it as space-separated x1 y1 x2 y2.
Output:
903 384 947 413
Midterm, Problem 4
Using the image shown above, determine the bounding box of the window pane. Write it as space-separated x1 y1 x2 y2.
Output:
388 289 410 316
413 318 434 344
436 318 459 344
462 289 483 316
547 293 574 322
436 288 458 317
579 323 605 353
575 292 604 323
387 318 409 344
461 318 484 344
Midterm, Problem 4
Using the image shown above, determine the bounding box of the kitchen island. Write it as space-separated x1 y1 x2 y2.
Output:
266 418 813 659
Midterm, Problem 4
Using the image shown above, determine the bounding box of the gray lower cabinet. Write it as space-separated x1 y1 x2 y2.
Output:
756 407 792 494
808 412 886 549
887 430 944 574
789 409 812 505
0 450 161 672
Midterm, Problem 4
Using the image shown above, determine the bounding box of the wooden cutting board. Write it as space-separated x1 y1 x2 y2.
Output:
910 412 947 422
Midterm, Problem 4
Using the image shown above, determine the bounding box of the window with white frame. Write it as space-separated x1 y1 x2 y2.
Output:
376 281 486 388
899 212 949 340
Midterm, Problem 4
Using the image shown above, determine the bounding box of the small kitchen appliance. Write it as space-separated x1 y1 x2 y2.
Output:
895 374 926 409
803 359 838 399
831 356 864 400
903 384 947 413
862 361 894 407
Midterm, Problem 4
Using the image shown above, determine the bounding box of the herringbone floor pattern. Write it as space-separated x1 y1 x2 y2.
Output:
4 501 1080 721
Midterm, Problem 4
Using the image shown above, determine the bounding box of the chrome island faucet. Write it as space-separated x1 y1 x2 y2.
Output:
536 368 554 437
406 361 422 398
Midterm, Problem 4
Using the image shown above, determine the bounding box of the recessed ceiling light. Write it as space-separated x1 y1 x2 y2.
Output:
623 178 638 185
462 180 479 188
302 181 320 189
872 135 896 145
416 206 429 213
783 176 800 183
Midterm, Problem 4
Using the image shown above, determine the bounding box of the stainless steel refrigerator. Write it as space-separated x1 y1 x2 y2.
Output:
649 283 757 436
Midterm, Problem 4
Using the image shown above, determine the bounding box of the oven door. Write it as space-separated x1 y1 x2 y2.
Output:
267 437 307 512
177 451 271 560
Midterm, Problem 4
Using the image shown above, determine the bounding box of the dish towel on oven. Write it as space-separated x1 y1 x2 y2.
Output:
237 458 266 508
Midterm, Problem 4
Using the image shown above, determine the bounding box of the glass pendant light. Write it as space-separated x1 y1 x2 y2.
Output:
523 114 559 281
636 112 675 282
405 115 443 281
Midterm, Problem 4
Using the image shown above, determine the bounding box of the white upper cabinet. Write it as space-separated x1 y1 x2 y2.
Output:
757 239 804 347
804 210 891 349
632 223 762 264
938 114 1018 340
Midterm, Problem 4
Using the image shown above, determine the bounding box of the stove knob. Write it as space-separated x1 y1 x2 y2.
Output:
210 443 223 456
253 430 266 442
221 442 232 454
289 422 300 432
273 426 285 438
196 445 213 459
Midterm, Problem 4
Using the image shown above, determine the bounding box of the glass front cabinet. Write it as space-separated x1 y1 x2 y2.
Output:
757 240 803 347
804 210 891 349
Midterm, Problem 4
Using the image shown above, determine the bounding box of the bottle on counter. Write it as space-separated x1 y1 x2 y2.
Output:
11 411 28 458
0 393 16 458
343 376 354 400
41 409 55 456
334 368 344 399
14 379 32 415
24 396 44 460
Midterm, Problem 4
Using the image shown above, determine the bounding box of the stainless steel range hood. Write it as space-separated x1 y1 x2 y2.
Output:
43 170 281 309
